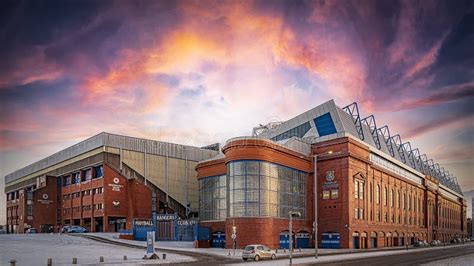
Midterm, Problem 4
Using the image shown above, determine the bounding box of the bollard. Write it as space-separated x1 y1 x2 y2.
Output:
9 260 16 266
162 253 166 260
100 256 104 262
276 249 278 254
72 257 78 264
123 255 127 260
47 258 52 266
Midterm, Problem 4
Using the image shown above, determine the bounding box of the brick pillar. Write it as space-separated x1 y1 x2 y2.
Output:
103 216 109 232
91 217 96 232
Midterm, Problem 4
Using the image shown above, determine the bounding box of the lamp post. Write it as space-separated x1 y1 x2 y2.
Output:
314 154 318 259
143 140 147 186
232 224 237 256
289 211 301 265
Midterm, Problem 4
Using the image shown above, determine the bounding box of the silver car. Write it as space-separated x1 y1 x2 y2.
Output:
242 244 276 261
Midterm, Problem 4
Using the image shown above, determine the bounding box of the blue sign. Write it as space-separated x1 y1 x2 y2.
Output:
146 231 155 254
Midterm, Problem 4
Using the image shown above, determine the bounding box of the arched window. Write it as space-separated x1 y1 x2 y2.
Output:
384 187 388 206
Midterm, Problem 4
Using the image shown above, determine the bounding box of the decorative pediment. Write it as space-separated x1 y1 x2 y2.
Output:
353 172 367 180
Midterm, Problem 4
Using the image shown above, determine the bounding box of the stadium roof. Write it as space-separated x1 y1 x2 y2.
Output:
256 99 463 196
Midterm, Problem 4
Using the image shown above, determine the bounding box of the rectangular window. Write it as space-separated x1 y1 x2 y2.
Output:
359 208 364 220
331 188 339 199
383 187 387 206
359 182 364 200
85 169 92 181
355 208 358 219
376 185 380 205
323 190 330 199
94 165 104 179
390 189 394 207
354 180 359 199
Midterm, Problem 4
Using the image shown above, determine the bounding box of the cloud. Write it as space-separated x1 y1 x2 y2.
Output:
396 82 474 110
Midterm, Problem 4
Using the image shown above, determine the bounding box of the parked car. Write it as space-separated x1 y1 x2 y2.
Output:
25 228 38 234
63 225 88 233
61 225 72 233
242 244 276 261
414 241 425 247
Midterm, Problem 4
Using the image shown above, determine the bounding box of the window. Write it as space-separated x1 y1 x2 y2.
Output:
73 172 81 184
370 183 373 202
404 193 407 210
331 188 339 199
271 122 311 141
314 112 337 136
376 185 380 204
355 208 358 219
64 175 71 186
390 189 394 207
359 208 364 220
94 165 104 179
408 195 411 211
226 160 306 219
199 174 227 220
85 169 92 181
383 187 387 206
384 212 388 222
398 190 401 208
359 181 364 200
323 190 330 199
354 180 359 199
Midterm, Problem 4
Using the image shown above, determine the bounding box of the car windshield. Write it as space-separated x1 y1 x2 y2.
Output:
244 246 255 251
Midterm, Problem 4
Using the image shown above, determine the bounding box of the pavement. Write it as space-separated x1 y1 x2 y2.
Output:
237 242 474 265
3 233 470 265
84 232 429 260
0 233 195 265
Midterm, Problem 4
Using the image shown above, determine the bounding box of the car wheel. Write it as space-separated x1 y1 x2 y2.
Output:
271 254 276 260
243 258 248 261
254 255 260 261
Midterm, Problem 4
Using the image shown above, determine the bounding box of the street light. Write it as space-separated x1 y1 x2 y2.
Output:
232 225 237 256
289 211 301 265
314 154 318 259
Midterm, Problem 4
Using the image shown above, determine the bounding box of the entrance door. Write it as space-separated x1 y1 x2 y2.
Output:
353 237 360 249
322 232 340 249
371 237 377 248
296 232 310 248
279 231 292 249
211 231 226 248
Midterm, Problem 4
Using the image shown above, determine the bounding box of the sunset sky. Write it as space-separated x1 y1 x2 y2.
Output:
0 0 473 223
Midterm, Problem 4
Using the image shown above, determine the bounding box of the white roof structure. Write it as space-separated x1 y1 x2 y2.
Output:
5 132 218 185
256 99 463 196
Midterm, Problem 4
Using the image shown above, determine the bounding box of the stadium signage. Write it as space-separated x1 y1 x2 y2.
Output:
156 214 177 221
134 219 154 226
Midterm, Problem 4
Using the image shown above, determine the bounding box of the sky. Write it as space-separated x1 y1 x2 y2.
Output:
0 0 473 224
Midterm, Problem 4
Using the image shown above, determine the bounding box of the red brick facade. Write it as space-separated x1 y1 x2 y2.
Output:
196 137 467 249
6 164 152 233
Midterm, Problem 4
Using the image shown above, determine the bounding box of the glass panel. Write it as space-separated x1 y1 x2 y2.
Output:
247 175 259 189
233 162 245 175
246 161 259 175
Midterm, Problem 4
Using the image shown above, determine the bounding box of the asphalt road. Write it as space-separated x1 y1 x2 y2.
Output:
308 244 474 266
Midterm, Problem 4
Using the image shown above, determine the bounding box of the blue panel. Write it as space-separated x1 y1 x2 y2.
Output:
321 232 340 249
314 113 337 137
